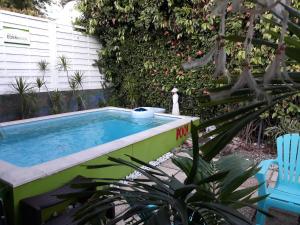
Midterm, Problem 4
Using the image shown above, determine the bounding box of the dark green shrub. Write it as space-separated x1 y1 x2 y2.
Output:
78 0 227 119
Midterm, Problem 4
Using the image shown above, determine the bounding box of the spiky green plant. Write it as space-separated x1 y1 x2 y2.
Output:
70 71 86 110
12 77 32 96
57 55 71 81
57 56 87 110
35 77 45 92
69 78 78 93
37 60 50 89
74 71 86 109
11 77 36 119
37 59 55 113
51 89 63 114
37 60 49 74
57 55 85 111
73 71 84 90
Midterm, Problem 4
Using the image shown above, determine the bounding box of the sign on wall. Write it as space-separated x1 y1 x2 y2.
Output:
3 26 30 45
176 124 189 140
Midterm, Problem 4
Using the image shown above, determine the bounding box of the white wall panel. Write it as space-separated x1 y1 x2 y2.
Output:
0 10 103 94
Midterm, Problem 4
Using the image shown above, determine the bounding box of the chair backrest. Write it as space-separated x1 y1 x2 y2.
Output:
277 133 300 186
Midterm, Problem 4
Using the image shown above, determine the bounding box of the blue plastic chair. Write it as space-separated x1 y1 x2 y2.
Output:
255 133 300 225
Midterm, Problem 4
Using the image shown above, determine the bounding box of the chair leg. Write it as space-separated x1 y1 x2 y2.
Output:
256 202 268 225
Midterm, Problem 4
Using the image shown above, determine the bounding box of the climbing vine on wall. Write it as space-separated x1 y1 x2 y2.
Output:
77 0 298 121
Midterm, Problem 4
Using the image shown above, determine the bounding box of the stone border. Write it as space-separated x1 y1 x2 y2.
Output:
0 107 198 187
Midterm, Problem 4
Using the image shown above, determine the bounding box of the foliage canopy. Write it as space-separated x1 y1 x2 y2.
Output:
0 0 51 15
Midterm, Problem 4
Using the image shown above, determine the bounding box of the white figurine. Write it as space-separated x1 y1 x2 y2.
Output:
171 88 180 115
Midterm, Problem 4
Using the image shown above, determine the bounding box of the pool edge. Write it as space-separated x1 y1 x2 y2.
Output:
0 107 198 187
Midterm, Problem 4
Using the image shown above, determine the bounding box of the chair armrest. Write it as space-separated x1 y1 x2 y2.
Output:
255 159 277 196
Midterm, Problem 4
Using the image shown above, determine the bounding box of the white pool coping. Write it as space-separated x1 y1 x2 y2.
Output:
0 107 198 187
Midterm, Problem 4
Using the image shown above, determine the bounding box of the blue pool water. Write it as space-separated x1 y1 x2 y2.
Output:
0 110 176 167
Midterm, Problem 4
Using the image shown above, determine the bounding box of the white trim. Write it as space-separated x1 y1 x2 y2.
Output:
0 107 198 187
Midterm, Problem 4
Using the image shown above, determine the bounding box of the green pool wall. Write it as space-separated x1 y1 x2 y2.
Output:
3 121 197 225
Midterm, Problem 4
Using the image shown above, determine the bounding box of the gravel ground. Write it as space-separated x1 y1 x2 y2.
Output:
219 137 275 164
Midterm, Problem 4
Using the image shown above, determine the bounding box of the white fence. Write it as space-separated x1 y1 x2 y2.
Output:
0 10 103 95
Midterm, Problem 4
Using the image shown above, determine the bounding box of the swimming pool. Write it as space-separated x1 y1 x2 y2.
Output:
0 109 175 167
0 107 197 187
0 107 198 225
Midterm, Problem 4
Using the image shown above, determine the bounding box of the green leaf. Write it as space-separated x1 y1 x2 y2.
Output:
192 202 253 225
144 207 171 225
219 166 260 200
198 101 266 129
224 184 261 202
85 163 120 169
287 21 300 39
280 2 300 20
216 154 253 190
186 122 200 184
225 35 277 48
187 187 216 203
286 46 300 63
197 171 229 186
